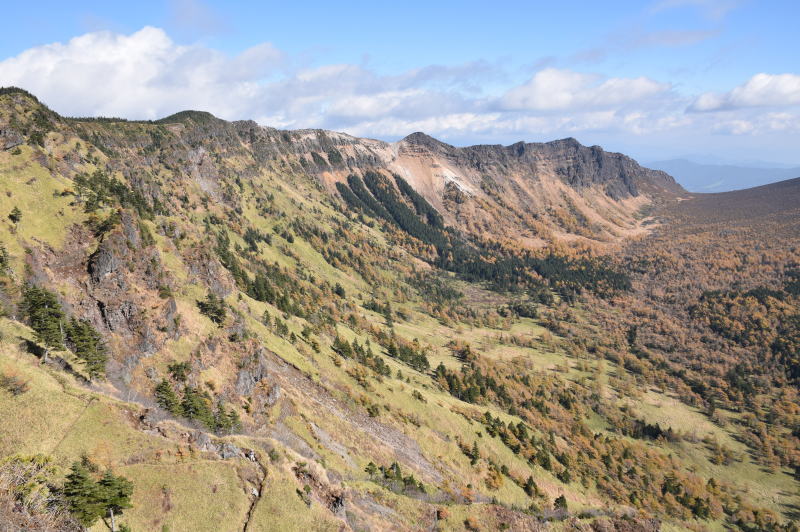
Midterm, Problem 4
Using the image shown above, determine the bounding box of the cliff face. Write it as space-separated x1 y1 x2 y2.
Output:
221 124 684 248
396 133 680 200
3 89 796 532
370 133 683 247
0 87 683 252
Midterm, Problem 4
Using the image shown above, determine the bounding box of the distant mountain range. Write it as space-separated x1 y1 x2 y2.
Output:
647 158 800 192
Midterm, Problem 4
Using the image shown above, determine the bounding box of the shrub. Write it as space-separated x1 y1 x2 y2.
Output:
197 294 226 326
8 206 22 224
0 372 29 395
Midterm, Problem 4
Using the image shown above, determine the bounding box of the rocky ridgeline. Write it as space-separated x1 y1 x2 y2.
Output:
1 87 682 248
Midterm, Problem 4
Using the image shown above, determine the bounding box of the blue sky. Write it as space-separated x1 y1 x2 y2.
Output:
1 0 799 164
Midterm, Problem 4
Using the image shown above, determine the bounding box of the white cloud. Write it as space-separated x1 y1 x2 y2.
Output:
501 68 670 111
690 73 800 111
0 26 283 119
0 25 797 158
710 112 800 136
712 119 754 135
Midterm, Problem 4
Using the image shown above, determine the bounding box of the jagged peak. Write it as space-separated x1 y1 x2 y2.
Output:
547 136 581 146
400 131 454 150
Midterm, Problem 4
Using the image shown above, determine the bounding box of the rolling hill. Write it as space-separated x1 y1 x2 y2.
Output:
648 158 800 192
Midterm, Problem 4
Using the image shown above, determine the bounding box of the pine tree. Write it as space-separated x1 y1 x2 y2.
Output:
536 448 552 471
66 318 108 379
97 470 133 532
213 402 241 434
227 409 241 433
181 386 215 429
333 282 346 298
470 441 480 465
554 494 568 511
197 293 226 325
21 285 66 362
332 335 353 358
155 379 183 416
62 461 103 527
8 206 22 224
524 475 538 497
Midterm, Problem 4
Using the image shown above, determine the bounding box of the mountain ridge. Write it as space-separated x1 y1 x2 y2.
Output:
1 87 798 532
1 85 684 250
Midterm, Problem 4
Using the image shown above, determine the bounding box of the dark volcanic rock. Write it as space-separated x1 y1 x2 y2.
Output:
0 128 23 150
236 349 269 396
88 241 121 283
400 133 680 201
120 211 141 248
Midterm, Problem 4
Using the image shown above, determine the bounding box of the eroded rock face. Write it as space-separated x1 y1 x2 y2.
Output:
189 431 243 459
236 349 270 396
88 241 121 283
186 247 234 297
97 299 137 332
88 233 141 336
0 128 23 150
396 133 680 201
271 128 683 245
120 211 140 248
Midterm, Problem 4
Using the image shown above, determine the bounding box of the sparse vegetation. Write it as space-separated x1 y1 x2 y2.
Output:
197 293 226 325
0 88 797 532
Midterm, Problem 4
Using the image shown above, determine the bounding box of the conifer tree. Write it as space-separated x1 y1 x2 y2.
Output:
333 282 346 298
8 206 22 224
66 317 108 379
63 460 133 532
197 293 226 325
21 285 66 362
470 441 480 465
524 475 538 497
333 335 353 358
155 379 183 416
214 402 241 434
181 386 215 429
97 470 133 532
554 494 568 511
63 461 102 527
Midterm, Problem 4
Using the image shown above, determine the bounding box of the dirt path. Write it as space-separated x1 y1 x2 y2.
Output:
242 452 268 532
49 396 97 454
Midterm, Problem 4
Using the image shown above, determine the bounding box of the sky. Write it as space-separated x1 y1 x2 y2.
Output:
0 0 799 165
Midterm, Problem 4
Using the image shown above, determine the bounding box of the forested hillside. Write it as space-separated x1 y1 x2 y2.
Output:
0 87 797 532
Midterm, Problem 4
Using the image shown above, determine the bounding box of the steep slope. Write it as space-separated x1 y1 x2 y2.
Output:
3 86 681 251
391 133 682 246
0 88 797 532
289 129 684 248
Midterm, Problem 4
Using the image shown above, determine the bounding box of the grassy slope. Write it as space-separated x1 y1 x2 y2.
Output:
1 101 796 531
